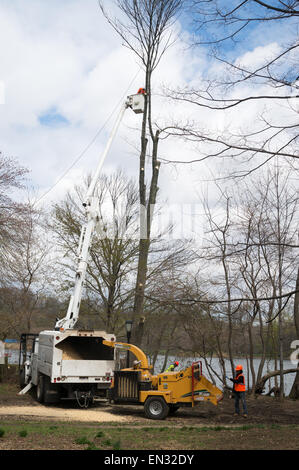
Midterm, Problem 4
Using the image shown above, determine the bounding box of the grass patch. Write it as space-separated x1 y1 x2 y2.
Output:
213 426 226 431
75 436 91 445
271 424 281 429
103 439 112 446
0 420 297 450
0 383 16 394
86 442 101 450
112 439 121 450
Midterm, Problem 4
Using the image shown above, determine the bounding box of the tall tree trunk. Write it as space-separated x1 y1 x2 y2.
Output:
289 267 299 399
248 318 256 394
100 0 184 346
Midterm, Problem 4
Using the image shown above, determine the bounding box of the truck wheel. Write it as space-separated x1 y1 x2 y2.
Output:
36 375 45 403
42 375 60 404
144 396 169 420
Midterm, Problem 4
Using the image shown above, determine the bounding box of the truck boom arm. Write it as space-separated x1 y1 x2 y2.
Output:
55 94 144 331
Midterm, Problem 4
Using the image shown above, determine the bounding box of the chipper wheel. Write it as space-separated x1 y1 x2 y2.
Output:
144 396 169 420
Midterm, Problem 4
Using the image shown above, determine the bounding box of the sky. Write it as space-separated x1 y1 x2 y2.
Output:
0 0 296 242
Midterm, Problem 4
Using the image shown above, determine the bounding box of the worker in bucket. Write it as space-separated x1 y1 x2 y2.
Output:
229 364 248 418
165 361 179 372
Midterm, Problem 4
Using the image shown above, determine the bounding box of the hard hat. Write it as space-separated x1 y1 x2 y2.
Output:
235 364 243 371
174 361 179 366
133 360 141 366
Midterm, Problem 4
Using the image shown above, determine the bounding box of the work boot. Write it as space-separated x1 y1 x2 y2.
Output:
243 414 248 418
234 413 239 416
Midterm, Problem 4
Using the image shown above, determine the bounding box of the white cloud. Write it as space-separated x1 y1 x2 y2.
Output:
236 42 281 69
0 0 296 219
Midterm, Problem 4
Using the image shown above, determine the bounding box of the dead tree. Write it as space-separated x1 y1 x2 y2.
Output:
100 0 184 345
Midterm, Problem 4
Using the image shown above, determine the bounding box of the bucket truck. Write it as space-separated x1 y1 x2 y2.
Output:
18 93 145 407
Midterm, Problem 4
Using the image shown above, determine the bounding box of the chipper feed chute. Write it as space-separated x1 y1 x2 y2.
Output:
190 361 223 406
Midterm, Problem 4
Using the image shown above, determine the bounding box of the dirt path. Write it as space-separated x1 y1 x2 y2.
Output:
1 383 299 426
0 404 130 423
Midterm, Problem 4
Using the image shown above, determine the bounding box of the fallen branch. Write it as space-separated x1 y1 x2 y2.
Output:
255 368 299 395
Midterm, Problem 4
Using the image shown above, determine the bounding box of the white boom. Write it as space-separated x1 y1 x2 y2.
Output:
55 93 145 331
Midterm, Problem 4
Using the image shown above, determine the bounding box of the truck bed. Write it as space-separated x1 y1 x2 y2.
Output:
32 330 116 385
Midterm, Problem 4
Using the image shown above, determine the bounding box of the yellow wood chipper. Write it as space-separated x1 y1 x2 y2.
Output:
103 340 223 420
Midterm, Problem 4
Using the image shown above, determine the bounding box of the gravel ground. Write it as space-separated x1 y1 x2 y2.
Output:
1 382 299 426
0 404 130 423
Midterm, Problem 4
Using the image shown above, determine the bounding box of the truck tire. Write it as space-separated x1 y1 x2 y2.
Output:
144 396 169 420
36 374 45 403
43 375 60 404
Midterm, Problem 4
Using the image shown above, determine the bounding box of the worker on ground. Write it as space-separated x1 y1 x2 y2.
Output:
165 361 179 372
229 364 248 418
132 360 141 369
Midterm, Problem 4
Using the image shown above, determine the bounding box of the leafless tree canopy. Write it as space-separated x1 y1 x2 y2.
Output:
161 1 299 178
190 1 299 45
0 153 29 251
99 0 183 69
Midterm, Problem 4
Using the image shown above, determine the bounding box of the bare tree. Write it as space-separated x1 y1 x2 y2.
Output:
100 0 184 344
0 202 54 336
0 152 29 269
289 267 299 398
51 171 140 333
51 169 192 337
162 1 299 178
148 167 298 395
0 154 54 335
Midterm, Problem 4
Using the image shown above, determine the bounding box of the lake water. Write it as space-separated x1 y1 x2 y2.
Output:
153 355 297 396
7 349 297 395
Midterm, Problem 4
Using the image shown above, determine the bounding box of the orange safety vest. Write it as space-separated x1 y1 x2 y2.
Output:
234 373 246 392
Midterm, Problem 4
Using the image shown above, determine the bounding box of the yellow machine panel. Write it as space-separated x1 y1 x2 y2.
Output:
102 341 223 419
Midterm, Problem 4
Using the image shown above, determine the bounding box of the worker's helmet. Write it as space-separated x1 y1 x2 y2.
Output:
235 364 243 371
174 361 179 366
133 360 141 366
